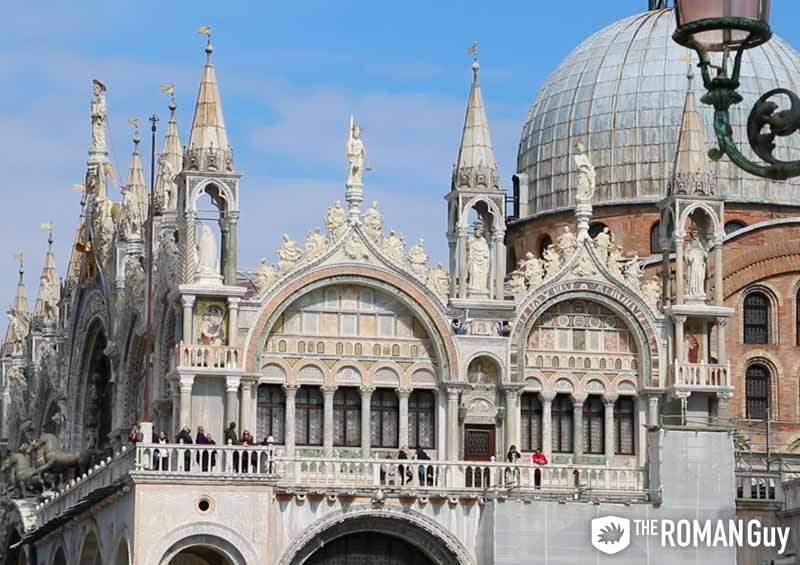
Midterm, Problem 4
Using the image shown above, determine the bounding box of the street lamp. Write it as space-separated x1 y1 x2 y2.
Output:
673 0 800 180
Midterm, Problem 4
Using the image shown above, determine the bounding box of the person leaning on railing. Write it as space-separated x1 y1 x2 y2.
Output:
154 431 170 471
176 426 193 471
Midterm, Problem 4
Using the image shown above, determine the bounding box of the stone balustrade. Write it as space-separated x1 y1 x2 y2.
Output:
671 361 730 389
736 471 783 507
177 344 241 370
134 443 276 477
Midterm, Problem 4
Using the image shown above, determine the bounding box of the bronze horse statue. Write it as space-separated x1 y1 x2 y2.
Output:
30 433 98 484
1 450 41 498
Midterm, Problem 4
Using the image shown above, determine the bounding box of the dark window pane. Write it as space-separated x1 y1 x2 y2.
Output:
614 397 635 455
746 365 770 420
409 390 435 449
744 293 769 345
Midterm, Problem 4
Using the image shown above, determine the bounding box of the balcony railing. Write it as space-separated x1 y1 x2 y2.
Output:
134 443 274 477
671 361 731 389
736 471 783 506
177 344 241 370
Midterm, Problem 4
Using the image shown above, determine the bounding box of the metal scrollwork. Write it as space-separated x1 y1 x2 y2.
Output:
747 88 800 165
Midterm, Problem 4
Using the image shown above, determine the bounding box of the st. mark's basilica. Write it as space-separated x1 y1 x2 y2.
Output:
2 2 800 564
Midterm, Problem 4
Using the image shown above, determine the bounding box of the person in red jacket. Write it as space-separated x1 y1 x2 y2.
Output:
531 448 548 466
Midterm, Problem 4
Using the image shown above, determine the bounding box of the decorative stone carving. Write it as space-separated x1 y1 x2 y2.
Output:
156 157 178 211
543 244 561 279
254 259 277 296
90 80 107 153
607 245 624 280
623 254 642 291
572 253 596 277
362 201 384 242
685 233 708 299
574 141 596 204
593 227 612 264
344 234 370 261
325 201 348 240
197 224 222 284
278 233 303 273
522 252 544 288
305 228 327 260
467 221 491 297
557 226 577 259
381 230 405 263
641 277 661 308
6 309 29 356
425 263 450 299
346 118 367 187
509 267 527 299
407 239 428 277
121 183 146 240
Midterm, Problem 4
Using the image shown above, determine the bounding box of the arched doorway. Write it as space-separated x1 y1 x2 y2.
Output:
305 532 433 565
78 531 101 565
168 547 232 565
52 547 67 565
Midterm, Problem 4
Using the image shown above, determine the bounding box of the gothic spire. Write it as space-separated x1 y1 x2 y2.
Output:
452 43 500 191
162 95 183 174
12 254 28 316
185 31 233 172
33 225 60 327
4 253 30 356
122 130 149 239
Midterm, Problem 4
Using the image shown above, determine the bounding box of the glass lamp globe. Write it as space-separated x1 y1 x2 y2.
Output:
674 0 771 52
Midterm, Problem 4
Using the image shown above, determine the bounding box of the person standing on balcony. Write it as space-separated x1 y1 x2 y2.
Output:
176 426 193 471
398 447 410 485
415 447 432 486
507 445 521 463
240 430 255 472
224 422 238 445
531 448 548 466
196 426 210 470
154 431 170 471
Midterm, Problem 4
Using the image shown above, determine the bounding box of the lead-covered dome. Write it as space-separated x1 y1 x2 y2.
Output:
517 8 800 217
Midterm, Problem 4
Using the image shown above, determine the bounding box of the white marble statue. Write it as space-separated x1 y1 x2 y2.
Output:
557 226 577 259
254 259 276 296
344 234 370 261
121 184 146 240
543 244 561 278
39 273 60 324
156 157 178 210
641 277 662 308
607 245 624 280
278 233 303 273
593 227 612 264
6 309 29 355
467 222 491 297
685 234 708 298
382 230 405 263
305 228 327 260
509 264 528 299
574 141 596 203
362 201 384 242
623 254 642 291
408 239 429 277
197 224 220 277
346 116 367 186
90 80 108 152
426 263 451 299
325 201 348 240
522 252 544 288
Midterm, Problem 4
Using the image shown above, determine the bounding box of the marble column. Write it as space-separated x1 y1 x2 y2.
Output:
674 315 686 365
675 231 686 304
322 385 338 457
714 240 724 306
283 384 298 456
227 297 241 349
716 391 733 422
540 392 555 459
360 386 374 458
397 387 412 449
446 387 460 461
647 395 660 428
224 213 239 286
448 237 458 299
572 394 586 459
181 295 196 345
178 375 195 430
225 376 241 434
171 381 180 436
604 395 618 465
240 378 254 433
717 318 728 365
504 388 519 451
494 232 506 301
458 230 468 299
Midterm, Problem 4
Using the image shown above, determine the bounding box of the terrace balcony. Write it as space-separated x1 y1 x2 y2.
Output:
669 360 732 392
176 344 242 372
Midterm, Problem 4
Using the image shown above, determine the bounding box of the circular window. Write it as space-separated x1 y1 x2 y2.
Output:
196 497 213 513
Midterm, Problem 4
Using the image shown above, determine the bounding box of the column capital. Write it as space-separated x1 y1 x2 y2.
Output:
571 393 588 407
282 383 300 396
540 391 557 403
396 386 413 398
360 385 376 396
321 384 338 396
716 317 729 328
504 387 520 401
674 315 687 325
181 294 196 309
227 296 242 308
179 374 195 391
717 391 734 402
603 394 619 407
446 386 462 400
648 396 660 408
225 375 242 392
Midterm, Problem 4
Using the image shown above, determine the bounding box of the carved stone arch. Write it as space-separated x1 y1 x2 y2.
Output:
260 357 291 381
51 545 68 565
189 178 235 214
332 362 364 387
510 281 662 389
276 505 474 565
243 267 459 384
678 201 722 238
459 195 504 233
368 361 403 387
148 521 260 565
465 351 505 384
0 503 30 565
77 520 104 565
293 361 328 386
112 527 131 565
738 283 781 346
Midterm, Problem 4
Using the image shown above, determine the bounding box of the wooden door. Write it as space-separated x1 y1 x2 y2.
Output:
464 424 495 461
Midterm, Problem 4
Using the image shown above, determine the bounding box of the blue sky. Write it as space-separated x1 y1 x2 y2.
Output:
2 0 800 322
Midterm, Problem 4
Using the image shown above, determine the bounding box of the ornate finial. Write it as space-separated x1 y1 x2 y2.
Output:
197 25 213 59
161 84 177 114
15 252 23 280
467 41 479 81
128 118 141 147
40 223 54 250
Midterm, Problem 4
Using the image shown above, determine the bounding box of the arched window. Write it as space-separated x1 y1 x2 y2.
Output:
650 221 661 254
552 394 574 453
582 396 605 454
520 393 542 452
409 390 435 449
614 397 635 455
256 384 285 443
538 235 553 258
725 220 747 235
746 364 770 420
744 292 770 344
589 222 608 239
370 389 399 448
334 388 361 447
296 386 323 446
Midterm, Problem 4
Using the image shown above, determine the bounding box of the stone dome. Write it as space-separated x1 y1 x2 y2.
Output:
517 8 800 218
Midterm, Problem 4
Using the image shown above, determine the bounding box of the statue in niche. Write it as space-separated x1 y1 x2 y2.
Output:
607 245 624 280
325 201 348 240
90 79 108 152
84 379 100 449
198 304 225 346
305 228 327 260
346 116 367 186
277 233 303 273
641 277 661 308
509 265 528 298
426 263 451 298
468 361 493 386
382 229 405 263
408 239 429 277
522 252 544 288
121 184 145 239
156 157 178 211
254 259 276 296
6 308 29 356
557 226 577 259
685 234 708 298
39 270 60 324
362 201 384 241
467 221 491 297
623 254 642 291
543 244 561 278
574 141 596 204
197 224 219 277
594 227 612 264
